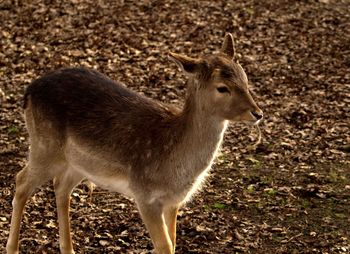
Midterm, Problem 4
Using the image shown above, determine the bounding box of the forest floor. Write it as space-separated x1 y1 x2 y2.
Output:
0 0 349 253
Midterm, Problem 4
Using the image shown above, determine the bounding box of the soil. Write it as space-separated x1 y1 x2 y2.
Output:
0 0 349 253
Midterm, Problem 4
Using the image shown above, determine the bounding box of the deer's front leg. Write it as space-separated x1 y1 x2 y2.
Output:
164 206 178 253
137 201 173 254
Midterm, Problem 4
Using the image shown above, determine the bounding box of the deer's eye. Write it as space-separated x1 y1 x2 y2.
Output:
217 86 230 94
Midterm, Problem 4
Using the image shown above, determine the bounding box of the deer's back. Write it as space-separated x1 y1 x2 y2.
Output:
25 68 183 166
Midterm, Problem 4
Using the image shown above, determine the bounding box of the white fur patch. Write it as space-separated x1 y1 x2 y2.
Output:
84 173 133 197
183 169 209 204
148 190 166 204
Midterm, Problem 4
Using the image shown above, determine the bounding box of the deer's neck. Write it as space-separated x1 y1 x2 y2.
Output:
174 93 228 178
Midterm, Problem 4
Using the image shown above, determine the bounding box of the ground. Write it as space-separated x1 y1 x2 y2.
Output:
0 0 349 253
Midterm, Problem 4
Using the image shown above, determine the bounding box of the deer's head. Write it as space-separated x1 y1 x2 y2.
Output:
169 33 263 125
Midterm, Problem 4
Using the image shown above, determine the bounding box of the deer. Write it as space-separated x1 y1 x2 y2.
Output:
6 33 263 254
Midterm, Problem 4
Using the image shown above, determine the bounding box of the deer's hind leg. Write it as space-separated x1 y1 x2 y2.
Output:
53 168 83 254
6 147 63 254
7 107 68 253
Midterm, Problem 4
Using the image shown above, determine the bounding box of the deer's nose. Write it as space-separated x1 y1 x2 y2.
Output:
251 111 263 120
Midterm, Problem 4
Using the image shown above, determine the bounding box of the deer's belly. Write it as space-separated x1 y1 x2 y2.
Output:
81 170 134 198
65 137 134 198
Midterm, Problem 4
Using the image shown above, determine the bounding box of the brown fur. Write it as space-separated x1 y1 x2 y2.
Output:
7 34 262 254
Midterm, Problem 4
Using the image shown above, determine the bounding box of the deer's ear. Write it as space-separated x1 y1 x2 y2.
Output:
221 33 235 59
168 52 202 75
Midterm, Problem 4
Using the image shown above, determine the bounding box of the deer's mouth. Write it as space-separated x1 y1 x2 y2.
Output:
250 111 263 121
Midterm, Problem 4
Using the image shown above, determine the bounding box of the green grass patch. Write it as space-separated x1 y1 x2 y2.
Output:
7 126 19 135
212 202 226 209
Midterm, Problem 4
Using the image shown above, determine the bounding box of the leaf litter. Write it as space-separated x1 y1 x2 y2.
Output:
0 0 349 253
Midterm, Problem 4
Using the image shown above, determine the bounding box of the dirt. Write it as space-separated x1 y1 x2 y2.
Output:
0 0 349 253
